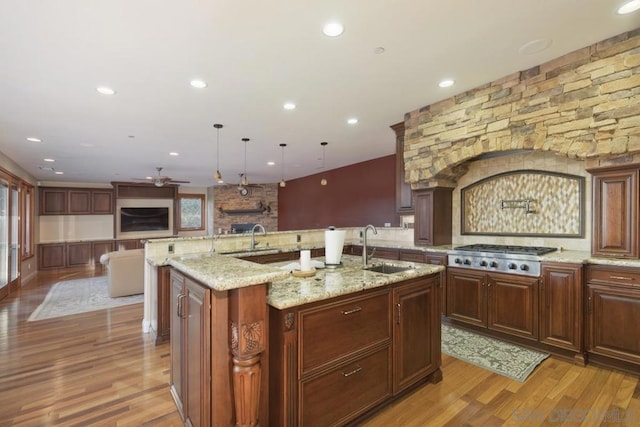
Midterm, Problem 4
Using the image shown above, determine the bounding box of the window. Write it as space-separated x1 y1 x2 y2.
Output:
178 194 205 231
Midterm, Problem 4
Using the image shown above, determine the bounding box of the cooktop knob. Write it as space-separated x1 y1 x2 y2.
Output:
454 258 462 264
463 259 472 265
480 260 488 267
520 264 530 271
508 263 517 270
490 261 498 268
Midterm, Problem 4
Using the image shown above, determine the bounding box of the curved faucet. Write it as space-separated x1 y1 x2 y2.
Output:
250 223 267 250
362 224 378 267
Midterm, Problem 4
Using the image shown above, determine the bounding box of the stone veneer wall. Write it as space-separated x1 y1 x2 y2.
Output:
213 183 278 233
403 30 640 187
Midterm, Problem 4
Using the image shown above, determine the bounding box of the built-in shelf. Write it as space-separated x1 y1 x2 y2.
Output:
218 201 271 216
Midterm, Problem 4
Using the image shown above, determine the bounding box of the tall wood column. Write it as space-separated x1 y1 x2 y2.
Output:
229 283 269 427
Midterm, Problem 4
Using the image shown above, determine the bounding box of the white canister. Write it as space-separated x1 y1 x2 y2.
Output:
300 249 312 271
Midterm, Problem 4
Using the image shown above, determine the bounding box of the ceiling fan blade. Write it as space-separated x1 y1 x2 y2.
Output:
168 180 190 184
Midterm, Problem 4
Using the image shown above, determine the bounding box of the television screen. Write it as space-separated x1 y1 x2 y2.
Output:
120 207 169 232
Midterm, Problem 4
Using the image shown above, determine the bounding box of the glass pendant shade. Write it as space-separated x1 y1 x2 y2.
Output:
213 123 223 181
320 142 328 185
279 143 287 188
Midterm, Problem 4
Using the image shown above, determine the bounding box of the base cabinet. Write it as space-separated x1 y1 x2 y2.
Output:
540 263 584 361
170 271 211 427
270 274 442 426
586 265 640 370
447 268 539 341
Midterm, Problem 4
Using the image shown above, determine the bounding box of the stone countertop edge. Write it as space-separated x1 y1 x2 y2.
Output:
168 255 290 292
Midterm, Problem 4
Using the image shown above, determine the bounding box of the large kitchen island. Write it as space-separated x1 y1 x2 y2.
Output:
166 251 444 427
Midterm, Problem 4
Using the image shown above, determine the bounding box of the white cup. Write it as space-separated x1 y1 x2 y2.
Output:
300 250 311 271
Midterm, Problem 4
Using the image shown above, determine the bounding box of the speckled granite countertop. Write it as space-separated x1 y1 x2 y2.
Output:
168 254 290 291
267 254 445 310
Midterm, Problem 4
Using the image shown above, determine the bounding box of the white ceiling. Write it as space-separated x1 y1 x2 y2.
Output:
0 1 638 187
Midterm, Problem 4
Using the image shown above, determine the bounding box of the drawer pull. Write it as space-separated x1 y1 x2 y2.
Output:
610 275 634 281
341 306 362 315
342 365 362 377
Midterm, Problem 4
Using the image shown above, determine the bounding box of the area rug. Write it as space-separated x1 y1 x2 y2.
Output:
441 324 549 382
28 276 144 321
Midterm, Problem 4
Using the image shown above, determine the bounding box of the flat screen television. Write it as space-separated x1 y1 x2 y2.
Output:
120 207 169 233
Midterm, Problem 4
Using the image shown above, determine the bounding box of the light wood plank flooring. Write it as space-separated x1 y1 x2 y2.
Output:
1 270 639 426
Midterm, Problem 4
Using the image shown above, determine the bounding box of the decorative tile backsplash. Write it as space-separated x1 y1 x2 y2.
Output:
461 171 584 237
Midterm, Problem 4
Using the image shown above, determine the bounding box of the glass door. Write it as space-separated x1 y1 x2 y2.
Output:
0 178 8 298
10 183 19 287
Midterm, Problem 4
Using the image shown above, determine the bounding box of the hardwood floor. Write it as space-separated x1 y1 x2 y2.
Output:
1 270 639 426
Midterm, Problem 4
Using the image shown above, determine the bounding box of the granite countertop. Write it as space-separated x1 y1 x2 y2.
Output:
168 253 290 291
267 254 445 310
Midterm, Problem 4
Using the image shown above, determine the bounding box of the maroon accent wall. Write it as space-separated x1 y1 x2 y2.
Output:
278 155 397 230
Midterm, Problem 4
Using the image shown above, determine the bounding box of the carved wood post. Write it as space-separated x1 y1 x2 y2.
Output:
229 284 267 427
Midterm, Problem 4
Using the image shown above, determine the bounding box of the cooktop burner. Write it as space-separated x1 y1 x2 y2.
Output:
454 244 557 256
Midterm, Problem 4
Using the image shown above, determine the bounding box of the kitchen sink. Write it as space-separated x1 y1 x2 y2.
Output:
364 263 414 274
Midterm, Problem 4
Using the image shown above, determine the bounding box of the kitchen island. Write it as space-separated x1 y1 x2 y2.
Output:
166 252 444 427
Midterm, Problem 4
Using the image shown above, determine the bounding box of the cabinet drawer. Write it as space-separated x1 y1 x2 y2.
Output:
300 291 390 374
587 265 640 288
399 250 425 263
300 346 392 427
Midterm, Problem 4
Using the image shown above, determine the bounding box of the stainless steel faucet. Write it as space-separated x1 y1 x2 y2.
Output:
362 224 378 267
250 223 266 250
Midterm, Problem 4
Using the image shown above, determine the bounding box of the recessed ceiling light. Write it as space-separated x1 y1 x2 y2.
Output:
322 22 344 37
190 79 207 89
267 161 275 166
373 46 385 54
617 0 640 14
43 158 55 162
96 86 116 95
283 102 296 110
26 137 41 142
169 152 179 156
54 171 64 175
438 79 455 88
518 38 552 55
347 118 358 125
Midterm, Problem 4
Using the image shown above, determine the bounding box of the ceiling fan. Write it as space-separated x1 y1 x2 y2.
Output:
236 173 263 196
131 167 190 187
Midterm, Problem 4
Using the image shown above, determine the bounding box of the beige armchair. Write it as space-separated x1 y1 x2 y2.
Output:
100 249 145 297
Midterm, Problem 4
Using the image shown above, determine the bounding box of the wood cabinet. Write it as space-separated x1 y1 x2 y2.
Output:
39 187 114 215
392 275 441 393
92 240 115 272
150 266 171 345
425 252 448 314
391 121 413 214
170 270 211 427
589 164 639 258
66 242 92 268
586 265 640 371
399 249 425 263
116 239 142 251
447 267 539 341
350 245 400 260
413 188 453 247
270 274 442 426
540 262 584 363
38 243 65 269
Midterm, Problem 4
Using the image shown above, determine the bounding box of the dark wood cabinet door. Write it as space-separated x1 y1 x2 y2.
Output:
399 250 425 263
117 239 141 250
184 278 211 427
66 242 92 267
38 244 65 269
487 272 539 341
446 267 486 327
155 266 171 344
91 190 113 214
68 190 91 214
39 188 66 215
587 283 640 364
169 272 185 419
425 253 448 315
393 275 439 394
92 241 114 271
391 121 413 214
414 188 452 246
540 263 583 353
591 167 638 258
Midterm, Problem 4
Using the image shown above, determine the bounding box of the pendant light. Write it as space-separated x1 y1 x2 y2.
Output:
241 138 250 186
320 142 328 186
279 143 287 188
213 123 223 182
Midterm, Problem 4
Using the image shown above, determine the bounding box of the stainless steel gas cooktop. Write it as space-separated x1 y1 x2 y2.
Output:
447 244 557 277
